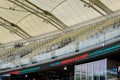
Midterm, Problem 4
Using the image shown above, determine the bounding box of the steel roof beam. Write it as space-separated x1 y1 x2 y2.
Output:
89 0 113 14
81 0 105 16
0 17 31 39
25 0 68 29
0 23 26 39
7 0 67 30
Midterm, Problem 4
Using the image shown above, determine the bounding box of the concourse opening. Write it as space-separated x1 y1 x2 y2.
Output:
4 42 120 80
11 65 74 80
10 53 120 80
74 51 120 80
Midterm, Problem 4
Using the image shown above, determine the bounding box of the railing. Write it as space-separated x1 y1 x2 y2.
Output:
0 34 61 63
0 23 119 70
13 13 120 60
0 13 120 71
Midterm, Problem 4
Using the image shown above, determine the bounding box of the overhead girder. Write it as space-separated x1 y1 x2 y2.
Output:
7 0 68 30
0 17 31 39
81 0 105 16
89 0 113 14
81 0 113 16
50 0 67 12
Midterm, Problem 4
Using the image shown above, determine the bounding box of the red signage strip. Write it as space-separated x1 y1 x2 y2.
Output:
9 70 20 75
61 54 88 65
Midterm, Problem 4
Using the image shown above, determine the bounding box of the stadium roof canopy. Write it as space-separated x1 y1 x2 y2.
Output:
0 0 120 44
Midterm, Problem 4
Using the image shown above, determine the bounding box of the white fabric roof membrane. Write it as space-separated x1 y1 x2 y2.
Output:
0 0 120 44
